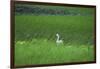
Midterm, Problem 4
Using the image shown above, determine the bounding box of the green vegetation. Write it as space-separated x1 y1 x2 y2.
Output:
15 4 94 15
15 15 94 45
15 4 95 66
15 39 94 66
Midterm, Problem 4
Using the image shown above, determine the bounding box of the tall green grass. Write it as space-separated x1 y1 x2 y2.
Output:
15 15 95 66
15 39 95 66
15 15 94 45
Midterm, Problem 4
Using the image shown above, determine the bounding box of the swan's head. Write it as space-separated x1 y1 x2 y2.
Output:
56 33 59 37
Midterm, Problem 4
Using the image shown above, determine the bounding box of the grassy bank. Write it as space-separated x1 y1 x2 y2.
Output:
15 39 94 66
15 15 95 66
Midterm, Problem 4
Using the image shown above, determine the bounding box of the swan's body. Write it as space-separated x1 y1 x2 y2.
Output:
56 33 63 46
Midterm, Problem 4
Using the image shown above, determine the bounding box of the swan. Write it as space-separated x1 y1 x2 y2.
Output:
56 33 63 46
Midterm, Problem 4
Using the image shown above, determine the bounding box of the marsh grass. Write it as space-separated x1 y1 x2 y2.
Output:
15 15 95 66
15 39 94 66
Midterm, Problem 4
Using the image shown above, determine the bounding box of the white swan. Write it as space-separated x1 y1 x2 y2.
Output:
56 33 63 46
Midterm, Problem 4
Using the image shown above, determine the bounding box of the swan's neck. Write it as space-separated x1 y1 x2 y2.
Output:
57 36 60 41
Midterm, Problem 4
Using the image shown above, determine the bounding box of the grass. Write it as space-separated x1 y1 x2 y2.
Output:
15 15 95 66
15 39 95 66
15 15 94 44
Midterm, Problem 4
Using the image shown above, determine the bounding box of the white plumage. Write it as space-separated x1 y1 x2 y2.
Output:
56 33 63 46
